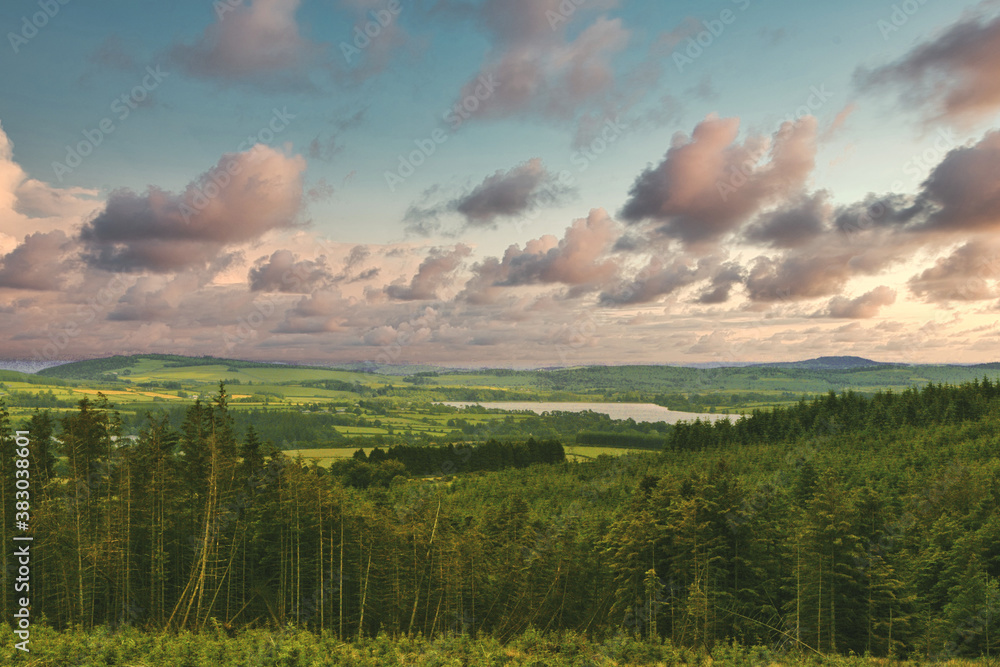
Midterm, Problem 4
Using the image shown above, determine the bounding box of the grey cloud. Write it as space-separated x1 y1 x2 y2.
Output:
79 148 305 273
854 9 1000 126
0 231 73 291
619 115 817 246
385 244 472 301
249 250 334 293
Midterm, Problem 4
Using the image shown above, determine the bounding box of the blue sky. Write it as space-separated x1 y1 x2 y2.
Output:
0 0 998 366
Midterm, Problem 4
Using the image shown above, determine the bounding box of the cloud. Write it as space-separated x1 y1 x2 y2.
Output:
854 9 1000 126
0 231 74 291
170 0 323 89
331 0 420 83
449 0 629 122
825 286 897 318
820 103 857 142
908 238 1000 302
599 256 708 306
249 250 333 293
385 244 472 300
307 108 365 162
274 290 348 334
79 146 306 273
619 115 818 246
455 159 570 225
502 209 619 286
744 192 831 248
13 179 100 220
915 130 1000 233
696 261 746 305
0 121 100 236
106 273 211 322
404 159 573 234
743 236 906 304
460 209 620 303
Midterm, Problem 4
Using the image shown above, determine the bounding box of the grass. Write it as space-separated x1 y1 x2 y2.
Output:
563 446 641 461
284 448 374 465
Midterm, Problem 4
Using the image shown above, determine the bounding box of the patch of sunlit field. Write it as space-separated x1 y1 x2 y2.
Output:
283 447 374 465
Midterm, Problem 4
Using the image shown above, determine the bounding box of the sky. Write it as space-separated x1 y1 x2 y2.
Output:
1 0 999 367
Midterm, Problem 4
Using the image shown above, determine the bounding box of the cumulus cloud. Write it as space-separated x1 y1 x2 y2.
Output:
599 256 707 306
385 244 472 301
744 192 831 248
855 9 1000 127
405 159 572 234
249 250 333 293
13 179 100 220
456 159 571 225
743 232 909 304
825 286 897 318
332 0 419 83
447 0 629 122
170 0 323 88
619 115 817 246
696 261 746 305
908 238 1000 302
0 121 100 236
79 146 306 273
460 209 620 303
0 231 74 291
915 130 1000 233
106 273 214 323
274 290 348 334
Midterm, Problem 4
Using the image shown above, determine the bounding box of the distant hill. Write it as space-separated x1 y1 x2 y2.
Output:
748 356 893 370
35 354 334 380
0 360 69 374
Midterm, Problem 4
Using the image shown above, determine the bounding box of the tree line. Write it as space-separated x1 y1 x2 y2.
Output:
0 379 996 659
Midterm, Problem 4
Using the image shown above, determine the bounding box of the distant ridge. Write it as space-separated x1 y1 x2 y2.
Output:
35 354 334 380
23 353 1000 381
747 356 892 370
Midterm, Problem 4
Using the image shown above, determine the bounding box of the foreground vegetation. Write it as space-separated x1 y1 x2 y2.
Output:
1 625 994 666
1 375 998 662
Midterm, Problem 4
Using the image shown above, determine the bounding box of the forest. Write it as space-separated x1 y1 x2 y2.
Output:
0 376 998 665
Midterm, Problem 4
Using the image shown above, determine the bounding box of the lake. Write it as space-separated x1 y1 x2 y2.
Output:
436 401 734 424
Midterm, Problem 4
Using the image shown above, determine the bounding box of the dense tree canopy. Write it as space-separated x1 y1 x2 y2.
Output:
3 379 999 659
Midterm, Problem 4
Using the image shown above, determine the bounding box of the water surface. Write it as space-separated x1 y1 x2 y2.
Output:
437 401 734 424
